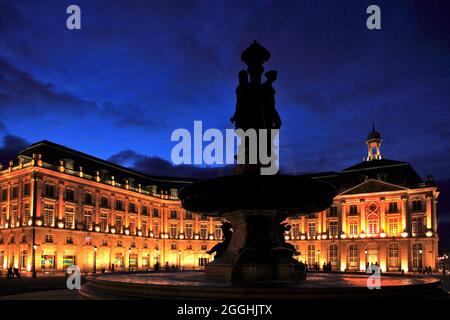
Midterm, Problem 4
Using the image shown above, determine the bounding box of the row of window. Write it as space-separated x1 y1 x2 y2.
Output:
326 200 424 217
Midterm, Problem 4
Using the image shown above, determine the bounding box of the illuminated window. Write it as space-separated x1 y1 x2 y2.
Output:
388 243 399 269
45 234 54 243
65 208 75 229
348 243 358 267
129 220 135 234
84 210 92 231
100 214 108 232
388 218 399 236
20 250 27 270
143 242 148 249
171 243 177 250
308 222 316 237
1 207 6 225
291 223 300 239
330 244 338 267
349 205 358 215
329 221 338 237
185 223 193 239
153 221 159 237
349 220 358 236
307 244 315 267
23 204 30 225
367 214 379 235
170 223 178 238
11 205 18 225
199 257 209 267
102 239 108 246
131 241 136 248
412 217 424 235
200 224 208 239
141 221 147 236
214 225 222 240
116 215 123 232
152 208 159 217
117 240 122 247
43 204 55 226
412 243 423 269
185 211 193 220
85 236 92 245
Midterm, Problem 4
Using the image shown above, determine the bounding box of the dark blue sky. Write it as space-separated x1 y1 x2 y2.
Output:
0 0 449 179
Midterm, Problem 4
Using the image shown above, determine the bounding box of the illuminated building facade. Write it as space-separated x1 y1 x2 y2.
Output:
0 127 439 274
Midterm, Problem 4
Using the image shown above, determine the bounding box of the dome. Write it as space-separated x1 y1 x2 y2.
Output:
367 123 381 141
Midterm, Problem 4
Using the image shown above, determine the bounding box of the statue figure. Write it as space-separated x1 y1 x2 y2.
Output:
279 222 299 256
260 70 281 129
230 70 251 130
206 222 233 259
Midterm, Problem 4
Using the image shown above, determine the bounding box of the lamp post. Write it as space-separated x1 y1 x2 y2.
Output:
128 248 132 272
419 249 423 270
317 249 320 270
93 246 97 274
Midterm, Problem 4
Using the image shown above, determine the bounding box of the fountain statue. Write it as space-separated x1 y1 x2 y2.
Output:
179 41 336 282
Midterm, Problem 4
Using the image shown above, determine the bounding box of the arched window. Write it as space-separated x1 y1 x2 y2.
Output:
367 213 379 235
20 235 27 244
330 244 338 267
66 236 74 245
8 235 15 244
348 243 358 268
412 243 423 270
388 243 400 270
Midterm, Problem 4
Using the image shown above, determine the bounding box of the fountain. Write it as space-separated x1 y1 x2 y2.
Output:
79 42 444 300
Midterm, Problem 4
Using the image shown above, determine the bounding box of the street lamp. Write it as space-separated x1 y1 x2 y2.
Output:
128 248 132 272
32 244 38 278
93 246 97 274
419 249 423 269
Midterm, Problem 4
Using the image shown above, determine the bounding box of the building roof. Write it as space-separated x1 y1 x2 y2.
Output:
11 139 427 196
18 140 195 194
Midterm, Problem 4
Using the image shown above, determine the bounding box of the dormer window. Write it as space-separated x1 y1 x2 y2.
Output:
64 159 75 171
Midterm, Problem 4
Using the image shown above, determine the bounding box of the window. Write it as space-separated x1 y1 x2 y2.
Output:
1 189 7 202
23 204 30 225
152 208 159 217
11 186 18 199
329 206 338 216
388 243 399 269
20 250 27 270
330 244 338 267
100 197 108 208
389 202 398 213
84 210 92 231
412 243 423 269
66 236 74 244
20 235 27 244
153 221 159 237
388 218 399 236
171 243 177 250
170 223 178 238
412 217 424 235
307 245 315 267
129 220 135 234
1 207 6 225
349 205 358 215
43 204 55 226
141 221 147 236
170 210 178 219
367 214 379 235
102 239 108 246
201 244 207 250
308 222 316 237
129 203 136 213
85 236 92 245
44 184 55 198
45 234 54 243
117 240 122 247
185 223 193 239
84 193 92 205
141 206 148 215
214 224 222 240
186 244 192 250
131 241 136 248
329 221 338 237
65 189 75 202
348 243 358 267
64 208 75 229
115 200 123 211
412 200 422 211
349 220 358 236
291 223 300 239
199 257 209 267
200 224 208 240
23 184 30 197
185 211 193 220
116 215 123 232
11 205 18 225
8 236 15 244
100 214 108 232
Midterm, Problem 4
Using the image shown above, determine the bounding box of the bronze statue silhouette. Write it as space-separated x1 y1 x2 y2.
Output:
206 222 233 259
261 70 281 129
230 70 251 130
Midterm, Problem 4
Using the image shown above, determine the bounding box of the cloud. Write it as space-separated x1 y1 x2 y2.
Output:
0 57 97 115
0 121 4 132
0 134 29 166
108 149 234 179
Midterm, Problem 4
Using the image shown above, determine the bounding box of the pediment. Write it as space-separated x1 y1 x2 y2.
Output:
340 179 408 195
